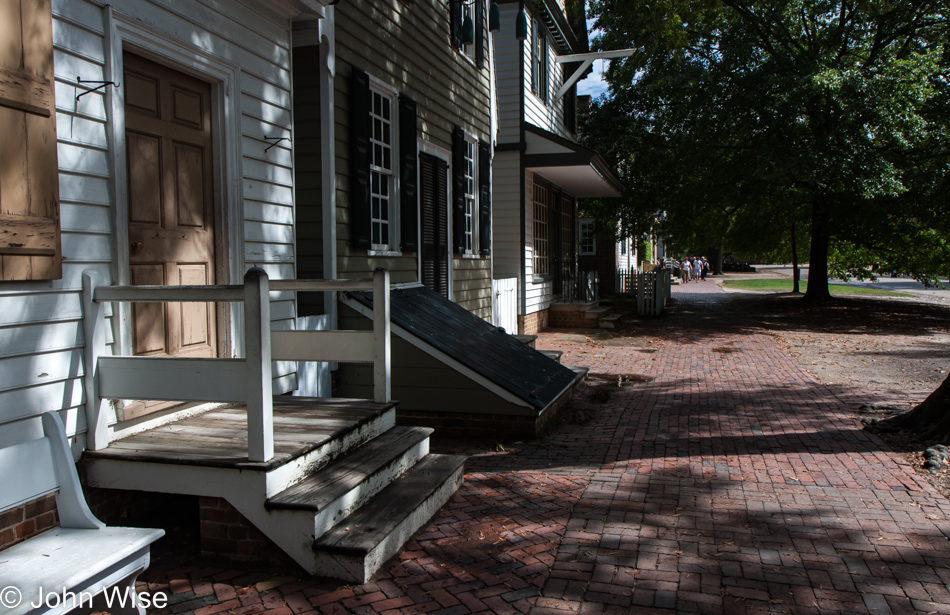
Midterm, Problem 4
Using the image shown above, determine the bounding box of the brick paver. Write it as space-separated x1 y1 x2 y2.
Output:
142 278 950 614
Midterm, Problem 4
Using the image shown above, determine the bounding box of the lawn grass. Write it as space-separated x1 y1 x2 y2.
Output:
721 278 912 297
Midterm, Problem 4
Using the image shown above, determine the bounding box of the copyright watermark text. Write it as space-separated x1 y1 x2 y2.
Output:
0 585 167 610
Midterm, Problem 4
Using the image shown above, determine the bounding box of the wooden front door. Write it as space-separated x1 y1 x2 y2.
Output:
124 52 217 414
419 152 449 298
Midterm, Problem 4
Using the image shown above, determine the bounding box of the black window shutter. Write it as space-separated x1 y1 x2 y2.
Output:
399 94 418 252
475 0 484 67
450 0 461 50
478 139 491 255
349 67 372 250
452 125 466 254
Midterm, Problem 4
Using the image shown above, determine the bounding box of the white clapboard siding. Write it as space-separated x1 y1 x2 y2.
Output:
0 0 302 441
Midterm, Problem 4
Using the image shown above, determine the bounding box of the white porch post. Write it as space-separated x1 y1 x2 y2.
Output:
244 267 274 462
81 270 110 451
373 268 391 404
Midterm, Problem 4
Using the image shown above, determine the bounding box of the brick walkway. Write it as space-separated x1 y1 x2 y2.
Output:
142 279 950 614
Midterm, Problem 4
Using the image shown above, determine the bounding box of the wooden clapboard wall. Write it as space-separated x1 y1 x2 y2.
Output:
0 0 300 450
331 0 493 319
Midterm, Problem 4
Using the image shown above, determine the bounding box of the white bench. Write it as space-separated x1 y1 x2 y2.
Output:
0 413 164 615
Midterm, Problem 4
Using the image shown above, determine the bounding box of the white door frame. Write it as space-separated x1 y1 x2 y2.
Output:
104 6 246 359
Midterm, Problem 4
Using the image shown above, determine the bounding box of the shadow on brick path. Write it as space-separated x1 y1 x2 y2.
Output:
139 280 950 615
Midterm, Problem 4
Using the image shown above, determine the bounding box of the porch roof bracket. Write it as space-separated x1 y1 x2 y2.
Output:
553 49 635 100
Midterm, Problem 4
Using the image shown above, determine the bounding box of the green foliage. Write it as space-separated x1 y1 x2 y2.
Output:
581 0 950 295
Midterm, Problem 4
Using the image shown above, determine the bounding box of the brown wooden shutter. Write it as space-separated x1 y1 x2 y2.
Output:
451 126 465 254
420 152 448 298
349 67 372 250
399 94 418 252
0 0 61 280
475 0 485 68
478 139 491 255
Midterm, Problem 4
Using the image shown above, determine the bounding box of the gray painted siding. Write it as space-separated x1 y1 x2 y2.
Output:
0 0 300 448
334 0 492 302
495 4 523 145
453 257 491 318
491 151 521 280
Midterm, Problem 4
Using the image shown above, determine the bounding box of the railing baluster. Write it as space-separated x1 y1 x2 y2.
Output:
244 267 274 463
373 268 391 403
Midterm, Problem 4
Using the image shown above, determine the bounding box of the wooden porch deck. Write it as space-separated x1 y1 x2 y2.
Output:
84 398 397 471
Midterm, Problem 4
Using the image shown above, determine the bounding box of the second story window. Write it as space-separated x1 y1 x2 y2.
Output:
370 86 395 249
531 19 548 103
451 0 485 67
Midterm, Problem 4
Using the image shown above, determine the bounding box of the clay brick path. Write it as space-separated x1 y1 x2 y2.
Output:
142 279 950 614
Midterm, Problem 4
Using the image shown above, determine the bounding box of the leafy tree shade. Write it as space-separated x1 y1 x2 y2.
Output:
582 0 950 300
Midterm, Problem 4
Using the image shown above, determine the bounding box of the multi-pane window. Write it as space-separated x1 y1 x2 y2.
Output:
580 219 595 255
531 19 548 103
463 137 477 253
533 183 549 276
370 87 394 249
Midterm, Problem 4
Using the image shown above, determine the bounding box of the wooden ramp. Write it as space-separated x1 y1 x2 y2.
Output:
85 399 464 583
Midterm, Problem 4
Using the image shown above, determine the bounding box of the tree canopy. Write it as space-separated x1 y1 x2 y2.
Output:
582 0 950 298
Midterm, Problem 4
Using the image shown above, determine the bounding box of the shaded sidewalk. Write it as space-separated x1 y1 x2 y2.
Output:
142 280 950 614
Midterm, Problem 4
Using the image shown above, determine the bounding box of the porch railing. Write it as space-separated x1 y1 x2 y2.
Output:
556 269 599 303
81 267 391 463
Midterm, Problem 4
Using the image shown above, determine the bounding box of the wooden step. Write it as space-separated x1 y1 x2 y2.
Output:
266 426 432 538
311 453 465 583
539 350 563 364
599 313 623 329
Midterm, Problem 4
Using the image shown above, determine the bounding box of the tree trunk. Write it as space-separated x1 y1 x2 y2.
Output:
883 373 950 442
791 222 800 294
804 201 831 302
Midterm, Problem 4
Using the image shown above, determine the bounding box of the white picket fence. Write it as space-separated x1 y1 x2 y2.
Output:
616 268 672 316
82 268 392 463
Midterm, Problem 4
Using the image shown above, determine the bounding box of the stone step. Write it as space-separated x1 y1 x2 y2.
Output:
539 350 563 364
585 306 611 320
513 334 537 348
599 313 623 329
266 426 432 539
311 453 466 583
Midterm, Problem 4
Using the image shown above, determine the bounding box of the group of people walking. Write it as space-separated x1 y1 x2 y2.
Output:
679 256 709 283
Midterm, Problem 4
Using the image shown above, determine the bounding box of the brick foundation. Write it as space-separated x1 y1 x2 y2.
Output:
518 309 549 335
198 496 301 571
547 309 600 329
0 494 59 551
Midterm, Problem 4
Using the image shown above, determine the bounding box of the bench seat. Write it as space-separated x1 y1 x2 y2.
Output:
1 526 164 615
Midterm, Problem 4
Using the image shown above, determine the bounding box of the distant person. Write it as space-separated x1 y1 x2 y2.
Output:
693 258 702 281
701 258 709 280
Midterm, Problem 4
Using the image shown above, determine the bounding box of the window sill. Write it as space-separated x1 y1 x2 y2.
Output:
532 276 551 284
367 249 403 257
460 253 482 260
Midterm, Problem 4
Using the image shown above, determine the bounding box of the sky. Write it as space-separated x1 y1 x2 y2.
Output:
577 16 608 98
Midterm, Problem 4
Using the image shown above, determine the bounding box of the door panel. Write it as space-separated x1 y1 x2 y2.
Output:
124 52 216 417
